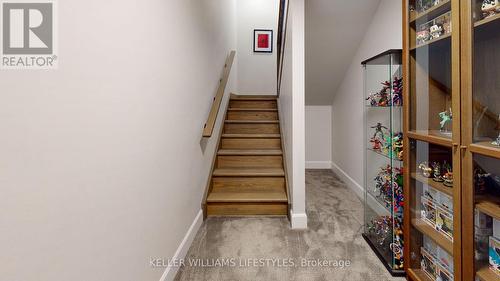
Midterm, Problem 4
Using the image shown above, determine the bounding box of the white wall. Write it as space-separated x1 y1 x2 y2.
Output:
236 0 279 95
305 106 332 169
279 0 307 229
331 0 402 195
0 1 236 281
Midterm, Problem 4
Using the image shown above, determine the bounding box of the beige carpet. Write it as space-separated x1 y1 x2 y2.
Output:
174 170 406 281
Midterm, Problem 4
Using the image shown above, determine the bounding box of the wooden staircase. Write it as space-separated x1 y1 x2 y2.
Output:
205 95 289 216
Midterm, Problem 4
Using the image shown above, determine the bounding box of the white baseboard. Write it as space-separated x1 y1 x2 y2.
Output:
305 161 332 169
331 162 363 200
159 210 203 281
290 210 308 229
331 162 389 216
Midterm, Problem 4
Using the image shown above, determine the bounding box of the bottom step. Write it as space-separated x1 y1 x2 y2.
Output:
207 202 287 216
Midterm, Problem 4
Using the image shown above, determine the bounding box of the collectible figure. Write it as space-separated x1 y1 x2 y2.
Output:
421 248 438 279
417 29 430 45
422 197 437 226
439 109 453 133
392 133 404 160
443 170 453 187
430 24 443 39
436 209 454 240
366 93 379 106
432 162 444 182
419 162 434 178
474 167 491 194
392 77 403 106
370 138 382 151
482 0 500 19
372 123 388 139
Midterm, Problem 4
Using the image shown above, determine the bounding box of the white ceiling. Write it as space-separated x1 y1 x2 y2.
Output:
305 0 381 105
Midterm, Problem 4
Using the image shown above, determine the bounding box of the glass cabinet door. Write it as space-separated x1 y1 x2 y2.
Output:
404 0 462 280
462 1 500 280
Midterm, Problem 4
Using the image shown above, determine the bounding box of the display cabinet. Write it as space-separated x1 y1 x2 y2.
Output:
403 0 463 280
362 50 405 277
461 0 500 280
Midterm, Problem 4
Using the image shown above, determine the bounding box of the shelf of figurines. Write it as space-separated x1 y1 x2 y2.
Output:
365 77 403 108
412 5 452 50
369 165 404 214
365 214 404 271
368 124 404 162
407 131 453 148
409 0 451 23
418 233 455 281
475 0 500 28
475 166 500 221
473 210 500 281
416 180 454 253
471 141 500 160
415 162 454 195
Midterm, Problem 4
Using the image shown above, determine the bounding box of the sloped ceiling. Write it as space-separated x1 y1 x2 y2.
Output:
305 0 381 105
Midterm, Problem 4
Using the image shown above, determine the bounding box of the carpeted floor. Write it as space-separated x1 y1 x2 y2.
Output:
174 170 406 281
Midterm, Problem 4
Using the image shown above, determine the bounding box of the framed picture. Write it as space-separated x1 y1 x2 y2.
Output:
254 29 273 53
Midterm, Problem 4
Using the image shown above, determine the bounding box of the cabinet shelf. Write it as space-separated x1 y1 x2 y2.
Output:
477 265 500 281
470 142 500 160
409 0 451 23
412 218 453 254
408 268 434 281
475 13 500 28
410 33 451 51
407 130 453 147
411 172 453 196
476 197 500 220
367 148 403 162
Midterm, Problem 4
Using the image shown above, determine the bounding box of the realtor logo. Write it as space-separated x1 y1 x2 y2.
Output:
1 0 57 69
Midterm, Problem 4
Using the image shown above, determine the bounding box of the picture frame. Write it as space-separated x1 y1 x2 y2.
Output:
254 29 273 53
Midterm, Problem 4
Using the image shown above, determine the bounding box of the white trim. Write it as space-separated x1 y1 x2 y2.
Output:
331 162 363 199
290 209 308 229
159 210 203 281
331 162 389 216
305 161 332 169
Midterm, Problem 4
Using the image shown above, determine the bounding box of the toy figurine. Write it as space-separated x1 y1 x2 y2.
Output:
392 132 404 160
432 162 444 182
366 93 379 106
482 0 500 19
439 108 453 133
416 29 430 45
442 162 453 187
419 162 434 178
430 24 443 39
372 122 388 139
370 138 383 151
474 167 491 195
392 77 403 106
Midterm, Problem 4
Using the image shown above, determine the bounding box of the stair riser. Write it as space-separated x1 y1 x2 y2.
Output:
227 111 278 120
220 138 281 150
229 100 277 109
211 177 285 193
207 203 287 216
217 156 283 168
224 124 280 134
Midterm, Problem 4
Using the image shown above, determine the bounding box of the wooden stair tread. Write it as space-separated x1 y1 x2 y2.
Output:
222 134 280 138
225 120 279 124
228 108 278 112
218 149 282 156
207 191 287 203
213 168 285 177
230 96 277 101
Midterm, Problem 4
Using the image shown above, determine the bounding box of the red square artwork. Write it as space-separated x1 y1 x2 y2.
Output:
254 30 273 53
258 34 269 48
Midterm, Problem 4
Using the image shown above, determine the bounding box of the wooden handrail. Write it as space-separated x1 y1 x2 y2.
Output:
203 51 236 137
276 0 289 96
